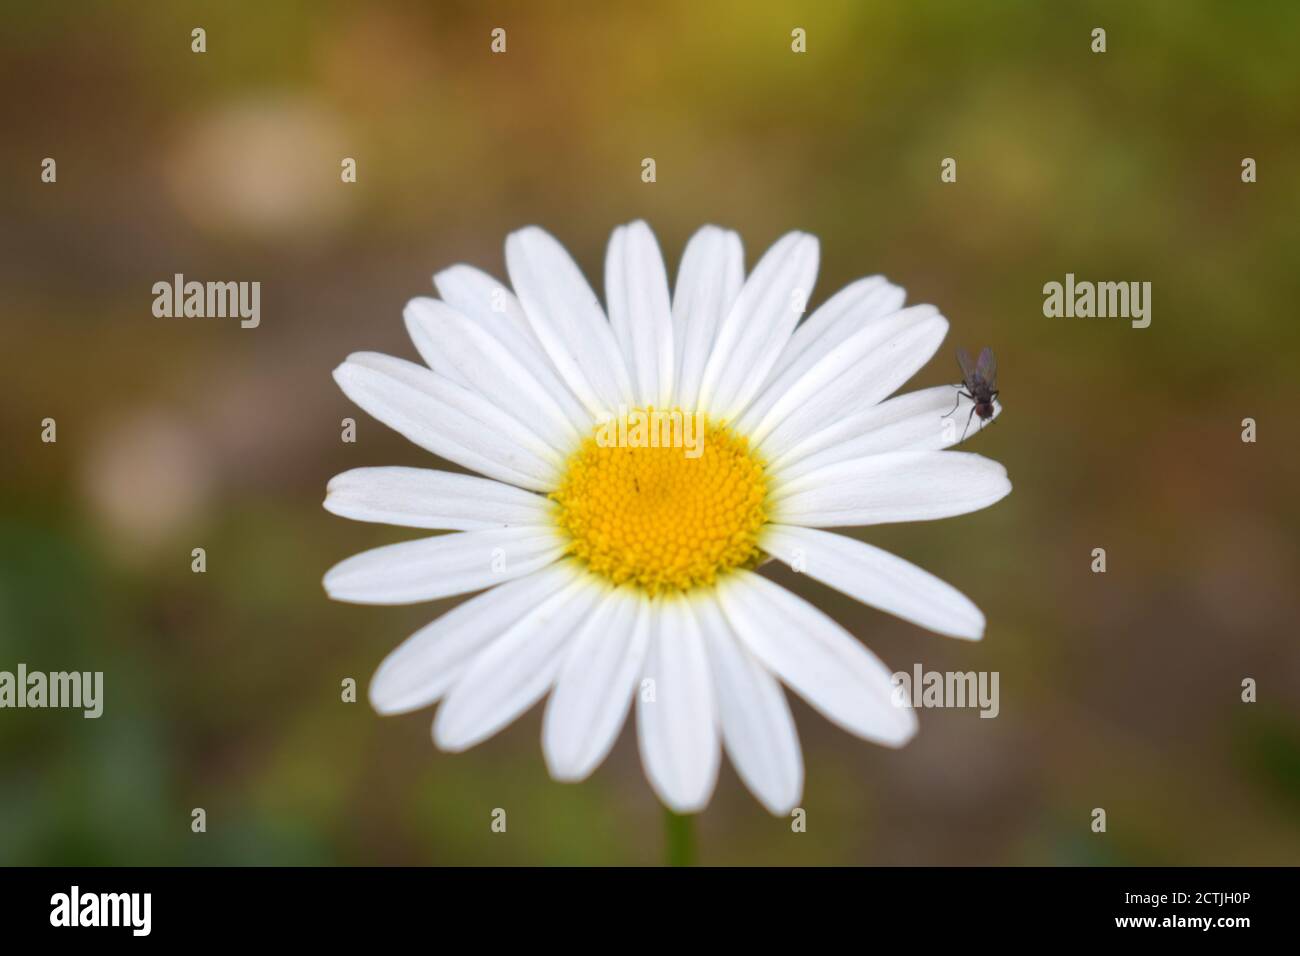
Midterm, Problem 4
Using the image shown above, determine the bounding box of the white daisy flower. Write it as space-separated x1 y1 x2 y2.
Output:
324 222 1011 816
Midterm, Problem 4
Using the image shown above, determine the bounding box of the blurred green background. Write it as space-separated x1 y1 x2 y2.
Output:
2 0 1298 865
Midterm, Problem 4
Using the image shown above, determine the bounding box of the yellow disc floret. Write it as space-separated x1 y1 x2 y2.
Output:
552 408 768 594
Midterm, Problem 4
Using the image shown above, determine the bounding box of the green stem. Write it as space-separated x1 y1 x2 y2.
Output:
664 810 696 867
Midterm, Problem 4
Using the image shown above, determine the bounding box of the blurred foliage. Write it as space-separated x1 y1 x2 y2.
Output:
1 1 1297 865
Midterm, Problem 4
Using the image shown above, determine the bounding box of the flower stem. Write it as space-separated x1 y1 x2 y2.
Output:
664 810 696 867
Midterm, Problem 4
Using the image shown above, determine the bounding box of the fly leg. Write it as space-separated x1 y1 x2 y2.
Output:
960 404 978 441
944 388 973 418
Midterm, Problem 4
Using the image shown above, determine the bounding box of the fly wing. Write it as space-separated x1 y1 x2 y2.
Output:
956 347 978 386
976 347 997 388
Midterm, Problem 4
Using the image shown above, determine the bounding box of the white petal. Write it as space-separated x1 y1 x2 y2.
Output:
742 278 907 431
433 265 593 435
697 232 819 421
333 352 561 492
433 569 603 751
400 302 473 390
369 562 576 715
765 275 906 384
749 308 949 456
323 526 565 605
324 466 552 531
738 303 939 440
696 597 803 815
505 226 633 418
671 225 743 412
761 524 985 640
770 386 1004 480
717 571 916 747
636 594 720 813
543 588 650 781
404 297 582 454
605 221 674 409
431 263 535 348
770 450 1012 527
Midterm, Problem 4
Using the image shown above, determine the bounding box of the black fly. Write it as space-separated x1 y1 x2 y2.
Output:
947 347 999 440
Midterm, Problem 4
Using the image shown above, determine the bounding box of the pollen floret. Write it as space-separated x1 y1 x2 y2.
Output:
552 409 768 594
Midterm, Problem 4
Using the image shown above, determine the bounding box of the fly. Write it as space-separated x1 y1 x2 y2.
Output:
948 346 999 440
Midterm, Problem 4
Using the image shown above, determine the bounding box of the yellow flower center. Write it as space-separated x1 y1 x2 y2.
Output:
552 408 768 594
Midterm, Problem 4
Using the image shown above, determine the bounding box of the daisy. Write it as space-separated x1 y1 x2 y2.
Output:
324 222 1010 816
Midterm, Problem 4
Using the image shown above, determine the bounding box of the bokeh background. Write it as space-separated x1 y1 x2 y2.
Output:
2 0 1298 865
